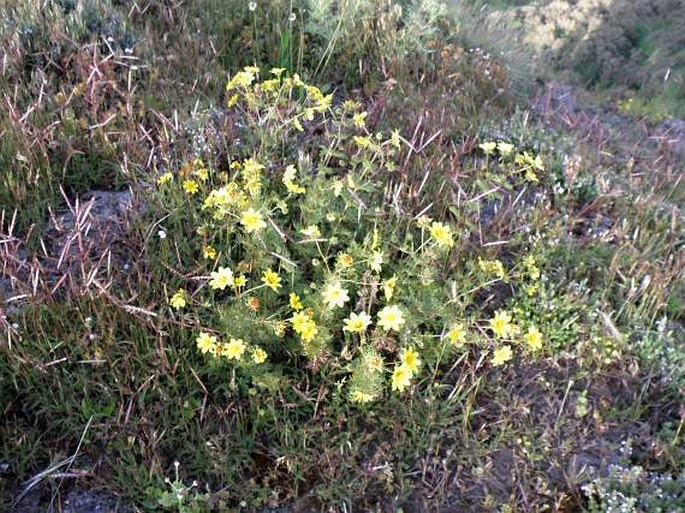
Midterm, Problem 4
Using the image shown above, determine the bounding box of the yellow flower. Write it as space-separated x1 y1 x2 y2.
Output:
283 165 297 183
353 135 371 148
209 267 234 290
241 158 264 196
343 99 361 111
400 347 421 374
322 282 350 309
532 154 544 171
274 321 287 337
226 68 257 91
525 169 539 183
227 93 240 107
369 250 383 273
252 347 267 364
157 172 173 185
193 166 209 182
383 275 397 300
261 269 281 292
290 311 310 333
377 305 405 332
490 310 514 338
233 274 247 290
429 222 454 248
391 364 412 392
224 338 246 360
283 165 306 194
524 326 543 351
337 253 354 268
291 72 303 86
417 215 433 229
352 111 367 129
300 225 321 238
196 332 217 354
305 84 323 100
203 182 247 210
303 108 315 121
390 129 401 149
479 141 497 155
446 323 466 345
368 354 385 373
372 231 381 254
261 78 279 93
202 245 217 260
169 289 187 310
289 292 304 311
291 117 304 132
491 345 513 366
270 67 286 76
315 93 333 112
290 311 318 342
298 319 318 342
240 207 267 233
524 255 540 280
349 389 375 404
479 258 505 279
526 284 538 297
343 312 372 333
529 265 541 280
182 179 199 195
497 141 515 156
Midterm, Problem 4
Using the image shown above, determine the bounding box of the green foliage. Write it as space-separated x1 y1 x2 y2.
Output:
1 1 684 511
152 69 553 404
583 441 685 512
487 0 685 118
190 0 453 87
147 462 211 513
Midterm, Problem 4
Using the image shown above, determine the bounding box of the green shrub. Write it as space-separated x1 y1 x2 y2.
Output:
149 68 553 405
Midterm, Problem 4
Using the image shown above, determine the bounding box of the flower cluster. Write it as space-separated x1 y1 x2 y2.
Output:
391 346 421 392
196 332 267 364
489 309 545 366
157 68 548 404
479 139 546 182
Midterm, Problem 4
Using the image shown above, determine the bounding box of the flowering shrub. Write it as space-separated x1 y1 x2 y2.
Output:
154 67 548 404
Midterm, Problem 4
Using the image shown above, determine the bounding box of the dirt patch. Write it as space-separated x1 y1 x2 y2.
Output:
8 486 132 513
406 358 684 511
534 82 685 164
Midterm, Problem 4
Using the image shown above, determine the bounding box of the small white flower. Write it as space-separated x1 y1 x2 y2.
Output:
248 1 257 11
288 12 296 22
157 229 167 239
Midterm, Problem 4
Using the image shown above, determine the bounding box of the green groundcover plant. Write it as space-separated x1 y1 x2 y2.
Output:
152 67 549 406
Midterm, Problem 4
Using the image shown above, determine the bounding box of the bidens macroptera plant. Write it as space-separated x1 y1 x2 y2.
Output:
155 67 546 404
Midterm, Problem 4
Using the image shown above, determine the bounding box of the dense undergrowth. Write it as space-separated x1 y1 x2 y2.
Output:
1 1 683 512
480 0 685 119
